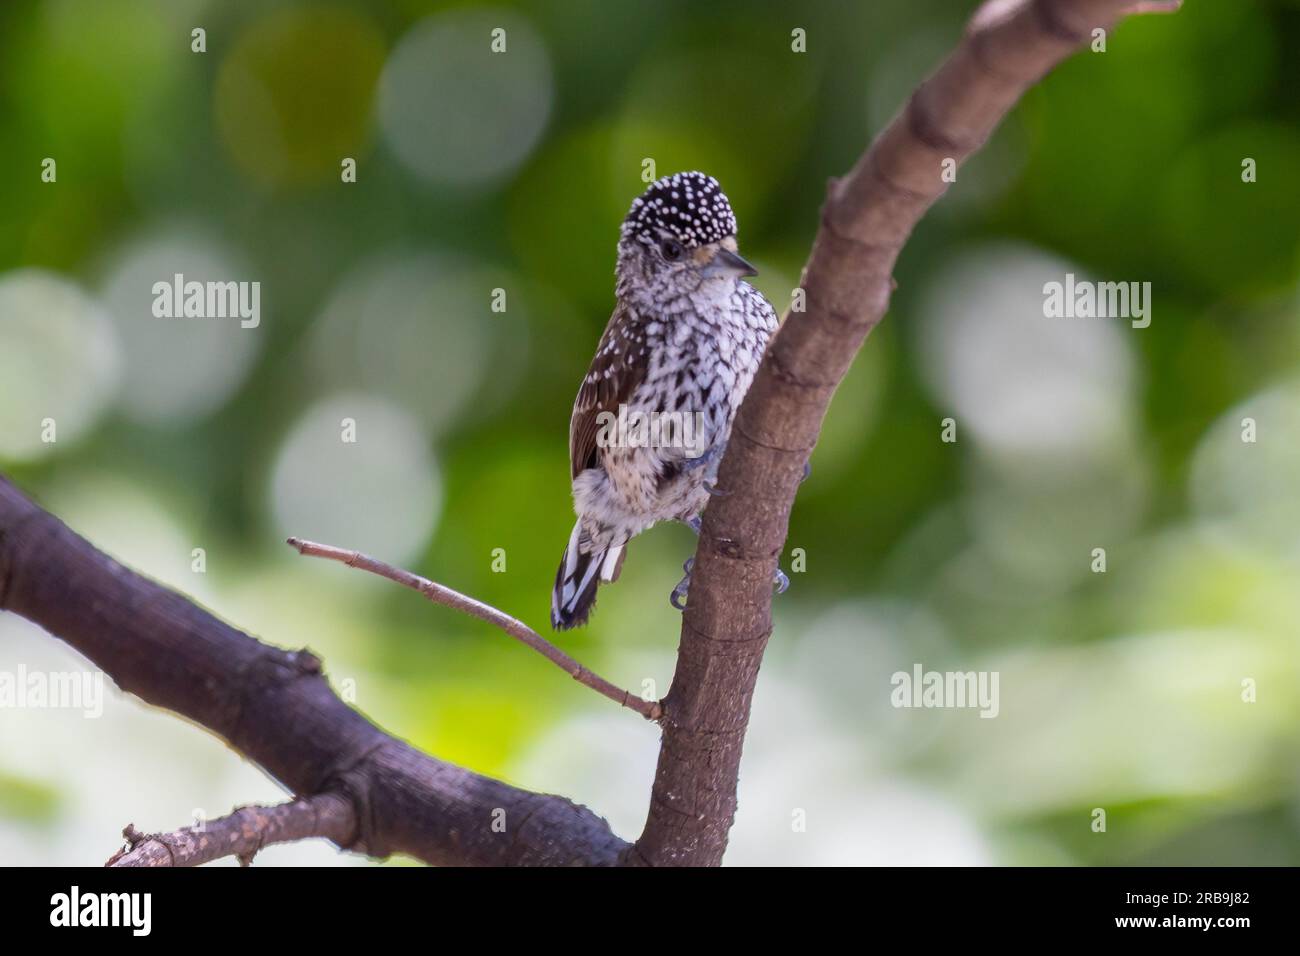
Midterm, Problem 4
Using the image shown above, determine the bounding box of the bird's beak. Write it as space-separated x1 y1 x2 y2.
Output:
703 246 758 279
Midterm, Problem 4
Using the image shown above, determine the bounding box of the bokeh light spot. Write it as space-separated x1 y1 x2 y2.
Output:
917 244 1138 462
269 393 440 566
215 7 385 188
0 269 121 461
1189 379 1300 557
99 230 260 426
378 9 553 189
309 251 528 436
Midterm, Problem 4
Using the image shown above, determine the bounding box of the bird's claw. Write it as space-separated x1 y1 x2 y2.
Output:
801 461 811 483
682 443 729 495
680 446 718 472
669 557 694 611
773 567 790 595
672 558 785 607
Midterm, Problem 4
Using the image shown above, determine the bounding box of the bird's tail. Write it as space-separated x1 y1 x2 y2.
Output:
551 520 625 630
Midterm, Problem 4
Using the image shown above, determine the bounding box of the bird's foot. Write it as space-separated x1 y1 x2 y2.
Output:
773 567 790 595
683 443 731 496
669 557 694 611
801 460 811 483
680 442 721 473
672 557 785 609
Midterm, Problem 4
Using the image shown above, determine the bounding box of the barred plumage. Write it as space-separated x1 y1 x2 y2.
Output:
551 172 779 630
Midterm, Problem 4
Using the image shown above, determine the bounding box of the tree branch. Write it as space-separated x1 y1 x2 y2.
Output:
0 476 627 866
106 794 356 867
286 537 662 721
627 0 1180 867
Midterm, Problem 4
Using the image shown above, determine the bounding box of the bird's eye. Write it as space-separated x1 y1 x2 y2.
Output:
659 239 684 261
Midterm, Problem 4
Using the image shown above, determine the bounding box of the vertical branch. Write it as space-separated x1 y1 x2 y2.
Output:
629 0 1181 867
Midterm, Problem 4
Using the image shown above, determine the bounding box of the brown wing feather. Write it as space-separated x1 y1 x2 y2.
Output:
569 301 648 480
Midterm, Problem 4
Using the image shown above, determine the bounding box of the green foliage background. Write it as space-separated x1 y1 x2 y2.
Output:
2 0 1299 865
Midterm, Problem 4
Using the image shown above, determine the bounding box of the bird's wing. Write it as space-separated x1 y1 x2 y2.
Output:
569 301 649 480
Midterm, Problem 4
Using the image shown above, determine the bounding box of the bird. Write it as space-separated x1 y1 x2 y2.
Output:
550 171 781 630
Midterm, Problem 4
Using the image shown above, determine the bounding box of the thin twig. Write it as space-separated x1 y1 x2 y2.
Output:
286 537 663 721
106 793 356 867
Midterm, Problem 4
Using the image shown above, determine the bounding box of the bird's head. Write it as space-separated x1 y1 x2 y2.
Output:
616 171 756 294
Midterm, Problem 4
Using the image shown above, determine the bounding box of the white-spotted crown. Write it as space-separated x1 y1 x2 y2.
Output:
621 171 738 249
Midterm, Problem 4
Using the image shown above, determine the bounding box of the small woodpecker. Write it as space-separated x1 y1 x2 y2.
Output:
551 171 781 630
